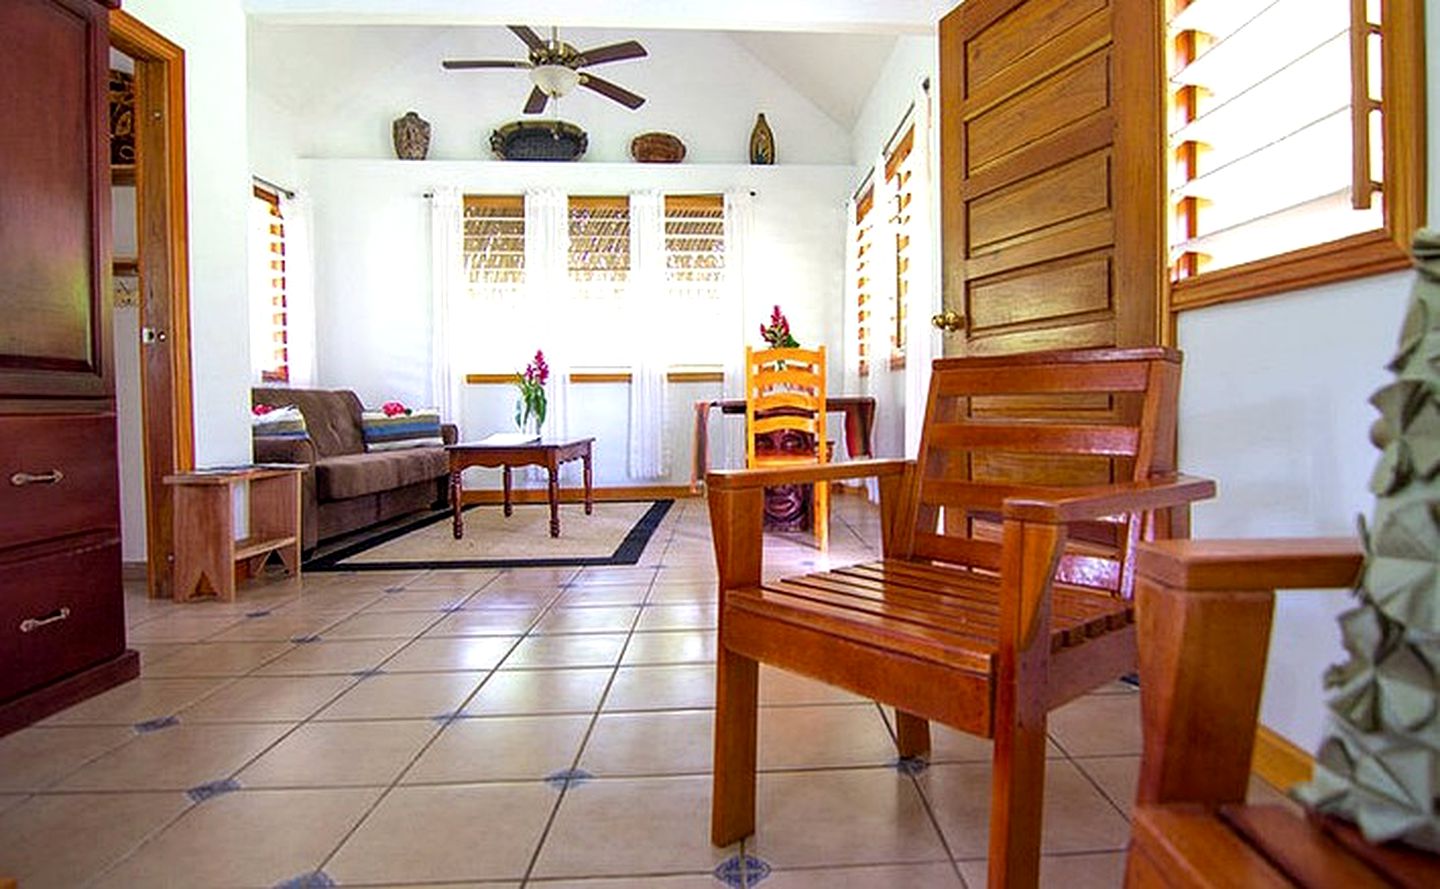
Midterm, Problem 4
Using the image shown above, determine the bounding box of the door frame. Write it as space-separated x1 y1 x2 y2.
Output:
110 9 195 597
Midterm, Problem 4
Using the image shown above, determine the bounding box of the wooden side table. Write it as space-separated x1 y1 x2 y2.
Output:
163 465 304 602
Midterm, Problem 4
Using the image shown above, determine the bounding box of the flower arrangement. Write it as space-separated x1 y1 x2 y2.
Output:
759 304 799 348
514 350 549 434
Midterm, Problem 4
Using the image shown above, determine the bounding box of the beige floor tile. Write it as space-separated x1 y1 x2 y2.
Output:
140 640 294 677
254 638 408 675
956 851 1127 889
403 568 501 591
531 775 735 878
238 719 439 787
125 614 243 643
605 665 716 711
276 588 386 614
533 605 640 635
504 633 628 669
646 585 716 604
635 602 718 632
317 671 487 720
326 783 555 883
920 760 1133 858
569 565 658 587
403 714 591 784
1248 774 1302 811
464 668 612 716
1048 694 1142 757
466 587 564 609
0 725 136 791
209 612 348 641
746 769 949 868
57 722 289 790
0 794 25 816
487 567 580 590
1071 755 1139 813
530 877 718 888
129 642 189 669
324 610 444 639
762 862 965 887
622 630 716 665
180 675 357 722
39 677 229 726
0 791 189 888
759 667 867 707
360 588 478 612
579 710 713 777
556 585 650 607
100 787 380 887
760 705 897 770
383 635 520 672
896 714 1066 764
425 608 545 636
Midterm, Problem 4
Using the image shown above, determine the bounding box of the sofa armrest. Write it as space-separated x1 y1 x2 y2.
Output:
254 435 318 466
441 423 459 446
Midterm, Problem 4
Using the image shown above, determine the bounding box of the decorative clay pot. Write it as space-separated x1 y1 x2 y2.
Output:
749 113 775 165
392 111 431 160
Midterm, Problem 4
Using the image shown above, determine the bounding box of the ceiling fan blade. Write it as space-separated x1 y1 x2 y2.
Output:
574 40 647 67
442 59 531 69
508 25 547 52
523 85 549 115
579 73 645 109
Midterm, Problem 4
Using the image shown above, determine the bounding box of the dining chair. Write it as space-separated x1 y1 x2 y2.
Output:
707 346 1216 888
744 345 829 550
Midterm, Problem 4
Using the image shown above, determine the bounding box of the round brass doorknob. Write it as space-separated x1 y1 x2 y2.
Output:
931 310 965 332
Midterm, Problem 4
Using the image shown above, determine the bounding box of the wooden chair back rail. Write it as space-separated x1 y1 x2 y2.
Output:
744 344 829 550
711 346 1206 889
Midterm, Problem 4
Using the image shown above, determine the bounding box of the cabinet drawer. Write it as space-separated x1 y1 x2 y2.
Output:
0 539 123 702
0 413 119 551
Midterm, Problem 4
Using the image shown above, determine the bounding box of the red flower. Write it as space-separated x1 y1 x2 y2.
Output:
381 401 409 417
252 403 275 416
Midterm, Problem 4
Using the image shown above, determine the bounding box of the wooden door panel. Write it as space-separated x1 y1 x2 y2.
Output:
968 255 1112 332
969 151 1110 251
967 51 1110 172
964 0 1108 92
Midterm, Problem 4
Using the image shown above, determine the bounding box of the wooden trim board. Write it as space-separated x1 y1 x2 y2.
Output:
1252 725 1315 792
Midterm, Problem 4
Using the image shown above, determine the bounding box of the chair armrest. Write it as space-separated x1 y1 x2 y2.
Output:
1136 538 1363 592
1001 474 1216 523
441 423 459 445
253 435 317 466
705 458 912 491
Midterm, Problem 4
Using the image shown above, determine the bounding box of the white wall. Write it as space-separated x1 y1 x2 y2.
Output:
300 158 853 488
248 24 853 165
1172 0 1440 752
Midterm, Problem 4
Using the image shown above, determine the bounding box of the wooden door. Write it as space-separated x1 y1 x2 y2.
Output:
938 0 1164 359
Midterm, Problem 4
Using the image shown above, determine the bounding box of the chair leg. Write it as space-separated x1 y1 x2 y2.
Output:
988 714 1048 889
895 710 931 759
813 479 829 551
712 643 760 846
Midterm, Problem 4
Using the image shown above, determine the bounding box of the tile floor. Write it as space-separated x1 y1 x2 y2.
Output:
0 496 1290 888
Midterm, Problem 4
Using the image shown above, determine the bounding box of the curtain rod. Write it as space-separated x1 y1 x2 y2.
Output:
252 175 294 199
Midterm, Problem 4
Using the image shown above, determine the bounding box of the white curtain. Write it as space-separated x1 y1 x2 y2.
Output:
627 190 668 478
525 188 571 444
719 189 754 470
429 186 464 422
903 80 939 458
278 191 317 387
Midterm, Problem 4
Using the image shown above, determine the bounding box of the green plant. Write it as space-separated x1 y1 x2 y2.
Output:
514 350 548 433
1293 231 1440 851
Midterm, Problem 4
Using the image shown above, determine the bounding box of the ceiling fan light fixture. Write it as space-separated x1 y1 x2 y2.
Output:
531 64 580 97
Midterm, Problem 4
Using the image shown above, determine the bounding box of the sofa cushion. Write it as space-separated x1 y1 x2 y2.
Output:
254 388 365 458
314 448 448 501
252 405 308 439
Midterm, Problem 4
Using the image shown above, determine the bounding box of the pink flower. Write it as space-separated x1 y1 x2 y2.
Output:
252 403 275 416
381 401 409 417
526 350 549 386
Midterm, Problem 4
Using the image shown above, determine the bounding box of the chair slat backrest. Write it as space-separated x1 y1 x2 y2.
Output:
904 347 1182 597
745 346 828 467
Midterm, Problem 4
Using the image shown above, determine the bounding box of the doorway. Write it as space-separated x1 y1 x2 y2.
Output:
109 10 195 598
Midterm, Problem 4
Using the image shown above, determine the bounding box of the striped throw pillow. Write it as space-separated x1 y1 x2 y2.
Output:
252 405 308 440
361 409 444 452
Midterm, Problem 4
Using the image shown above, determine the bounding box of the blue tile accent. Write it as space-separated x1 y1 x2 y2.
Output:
544 767 594 791
133 715 179 734
441 604 466 613
350 668 386 679
186 777 242 803
384 586 406 593
713 853 772 888
431 710 464 724
291 634 323 644
245 609 273 619
892 755 929 776
272 871 336 889
1119 672 1141 689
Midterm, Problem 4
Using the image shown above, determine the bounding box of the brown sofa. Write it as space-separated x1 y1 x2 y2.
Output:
252 388 457 551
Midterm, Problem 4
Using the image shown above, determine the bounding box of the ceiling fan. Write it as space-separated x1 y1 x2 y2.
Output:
443 26 648 114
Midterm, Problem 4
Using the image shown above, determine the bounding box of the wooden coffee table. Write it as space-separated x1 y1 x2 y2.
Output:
447 437 595 538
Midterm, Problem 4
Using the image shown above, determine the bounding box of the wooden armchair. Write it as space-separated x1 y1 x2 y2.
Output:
744 345 829 550
1127 538 1440 887
707 347 1216 889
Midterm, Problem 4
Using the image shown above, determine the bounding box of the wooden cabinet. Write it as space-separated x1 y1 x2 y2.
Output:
0 0 137 736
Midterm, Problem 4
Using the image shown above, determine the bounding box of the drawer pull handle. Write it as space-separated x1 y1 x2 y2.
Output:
20 607 71 633
10 469 65 487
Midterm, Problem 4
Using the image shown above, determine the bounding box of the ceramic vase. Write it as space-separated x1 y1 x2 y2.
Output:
392 111 431 160
749 113 775 165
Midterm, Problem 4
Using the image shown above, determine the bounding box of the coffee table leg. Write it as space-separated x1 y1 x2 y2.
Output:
583 446 594 515
503 466 513 517
548 461 560 537
450 470 463 539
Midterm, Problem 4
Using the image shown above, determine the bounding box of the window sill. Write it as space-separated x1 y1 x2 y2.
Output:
1170 229 1412 312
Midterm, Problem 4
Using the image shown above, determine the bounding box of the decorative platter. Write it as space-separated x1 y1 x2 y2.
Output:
630 132 686 163
490 121 588 162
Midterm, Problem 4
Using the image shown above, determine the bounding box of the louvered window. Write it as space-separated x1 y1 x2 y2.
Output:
252 186 288 383
885 124 915 369
854 187 876 377
1166 0 1424 308
664 194 725 299
463 195 525 296
569 196 630 298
